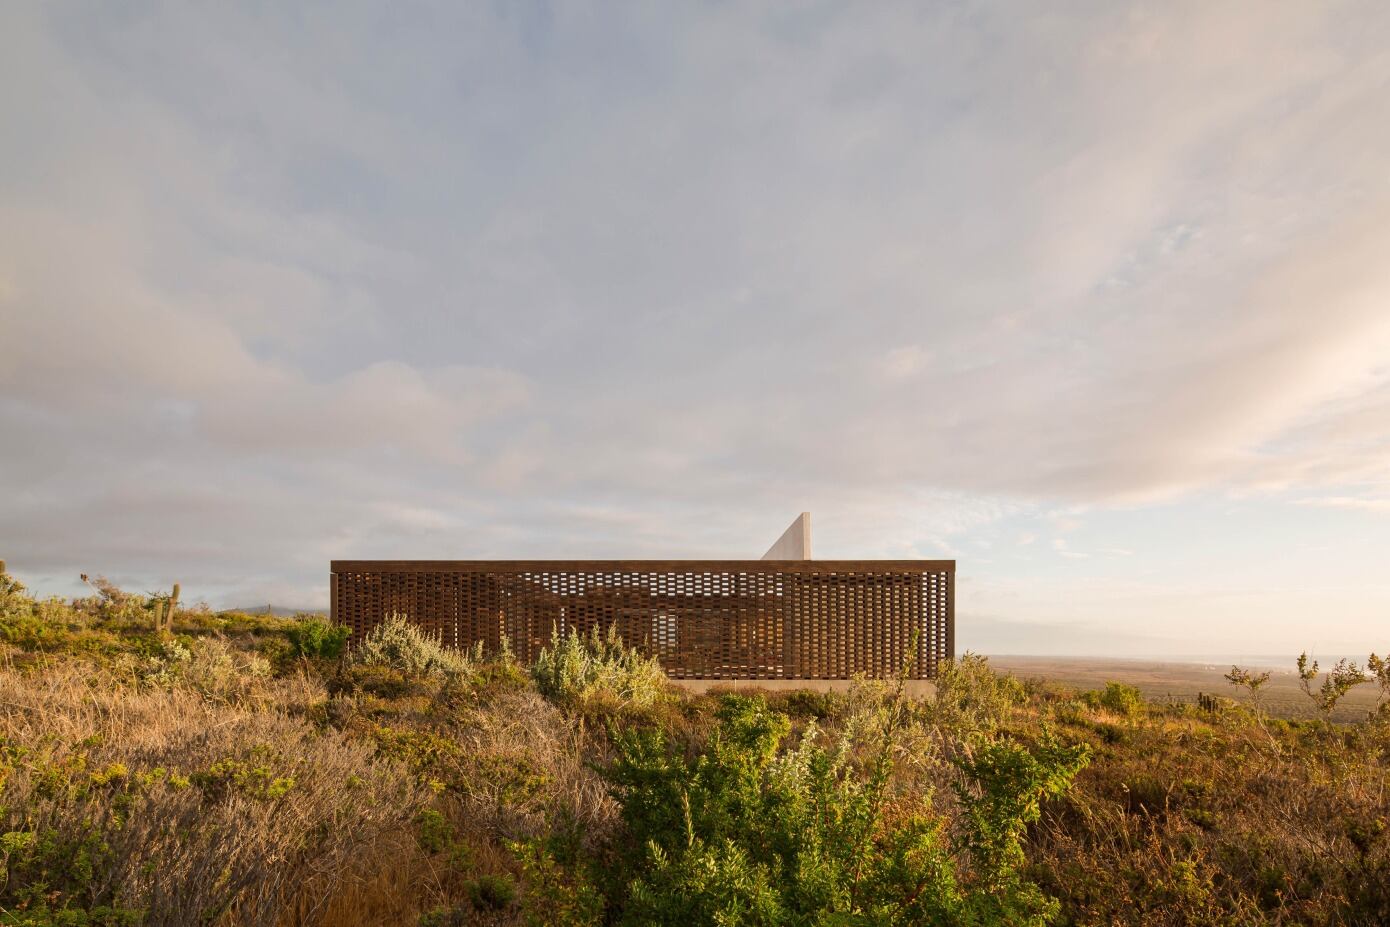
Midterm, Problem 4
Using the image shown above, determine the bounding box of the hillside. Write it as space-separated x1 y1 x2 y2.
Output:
0 572 1387 926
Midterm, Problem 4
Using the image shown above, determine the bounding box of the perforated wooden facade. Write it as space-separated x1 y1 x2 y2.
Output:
330 560 955 680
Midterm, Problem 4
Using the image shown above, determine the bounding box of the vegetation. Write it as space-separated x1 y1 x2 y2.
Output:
0 569 1387 925
1297 653 1370 720
349 614 471 678
529 625 668 710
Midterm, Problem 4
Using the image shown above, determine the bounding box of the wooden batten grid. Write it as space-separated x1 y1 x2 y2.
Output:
330 560 955 680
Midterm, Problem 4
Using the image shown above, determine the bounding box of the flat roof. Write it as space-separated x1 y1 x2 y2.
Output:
331 559 954 573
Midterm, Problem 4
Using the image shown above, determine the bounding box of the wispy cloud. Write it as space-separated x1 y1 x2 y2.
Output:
1052 539 1089 560
3 2 1390 654
1294 496 1390 513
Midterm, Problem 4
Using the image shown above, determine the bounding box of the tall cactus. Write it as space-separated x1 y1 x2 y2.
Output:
153 583 180 634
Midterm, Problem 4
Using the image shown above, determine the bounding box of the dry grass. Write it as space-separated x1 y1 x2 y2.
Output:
447 685 618 847
0 659 427 927
1 572 1387 926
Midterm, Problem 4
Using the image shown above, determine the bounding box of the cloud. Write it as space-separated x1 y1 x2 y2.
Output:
1294 496 1390 513
1051 539 1088 560
3 0 1390 635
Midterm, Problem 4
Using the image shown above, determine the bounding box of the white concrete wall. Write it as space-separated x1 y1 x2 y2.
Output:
761 512 811 560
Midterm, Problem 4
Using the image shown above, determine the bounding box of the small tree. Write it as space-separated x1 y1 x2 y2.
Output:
1366 652 1390 718
1296 653 1368 721
1224 666 1271 720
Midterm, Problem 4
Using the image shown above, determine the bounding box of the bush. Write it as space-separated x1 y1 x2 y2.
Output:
932 652 1027 734
467 873 517 910
954 734 1091 924
530 625 667 709
0 569 30 618
287 614 350 660
138 636 271 701
417 905 468 927
328 663 423 699
513 837 603 927
604 692 1089 925
350 614 470 677
1083 682 1144 718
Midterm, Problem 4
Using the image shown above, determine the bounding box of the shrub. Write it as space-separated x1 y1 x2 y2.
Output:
932 652 1027 734
513 837 603 927
1370 652 1390 719
138 636 270 701
373 725 466 792
1224 666 1272 718
417 905 468 927
183 637 270 700
1083 682 1144 718
0 569 30 618
467 873 517 910
604 692 1088 925
530 625 667 709
1297 653 1368 720
6 569 1390 927
351 614 471 677
140 637 193 687
328 663 422 699
287 614 350 660
768 687 844 720
953 734 1092 923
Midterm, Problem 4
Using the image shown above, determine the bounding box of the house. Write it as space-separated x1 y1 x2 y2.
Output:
330 514 954 679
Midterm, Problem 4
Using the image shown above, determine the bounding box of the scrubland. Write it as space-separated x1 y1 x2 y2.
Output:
0 570 1387 926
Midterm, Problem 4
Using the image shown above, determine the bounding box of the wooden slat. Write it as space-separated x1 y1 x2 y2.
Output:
330 560 955 680
331 559 953 573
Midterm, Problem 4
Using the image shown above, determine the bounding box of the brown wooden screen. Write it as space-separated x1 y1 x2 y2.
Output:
330 560 955 680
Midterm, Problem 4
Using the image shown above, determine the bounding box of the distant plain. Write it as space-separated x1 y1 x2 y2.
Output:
988 655 1382 722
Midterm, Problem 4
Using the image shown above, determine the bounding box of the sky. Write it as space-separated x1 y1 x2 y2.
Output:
2 2 1389 658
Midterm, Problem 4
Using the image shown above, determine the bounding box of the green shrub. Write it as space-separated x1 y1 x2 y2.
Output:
932 652 1027 733
415 808 456 854
530 625 667 709
512 837 603 927
191 748 297 801
1083 682 1144 718
417 905 468 927
953 734 1092 922
137 637 270 700
0 570 31 619
351 614 470 677
139 638 193 687
0 901 143 926
328 663 422 699
1051 699 1089 727
467 873 517 910
287 615 350 660
0 825 142 926
604 692 1088 926
768 688 844 720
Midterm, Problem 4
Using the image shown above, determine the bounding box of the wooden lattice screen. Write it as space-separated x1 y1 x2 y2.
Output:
330 560 955 680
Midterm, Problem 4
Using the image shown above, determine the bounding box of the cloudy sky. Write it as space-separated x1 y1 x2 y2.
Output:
3 2 1389 657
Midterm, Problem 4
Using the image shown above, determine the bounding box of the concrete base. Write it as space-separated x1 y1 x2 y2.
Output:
669 678 937 698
